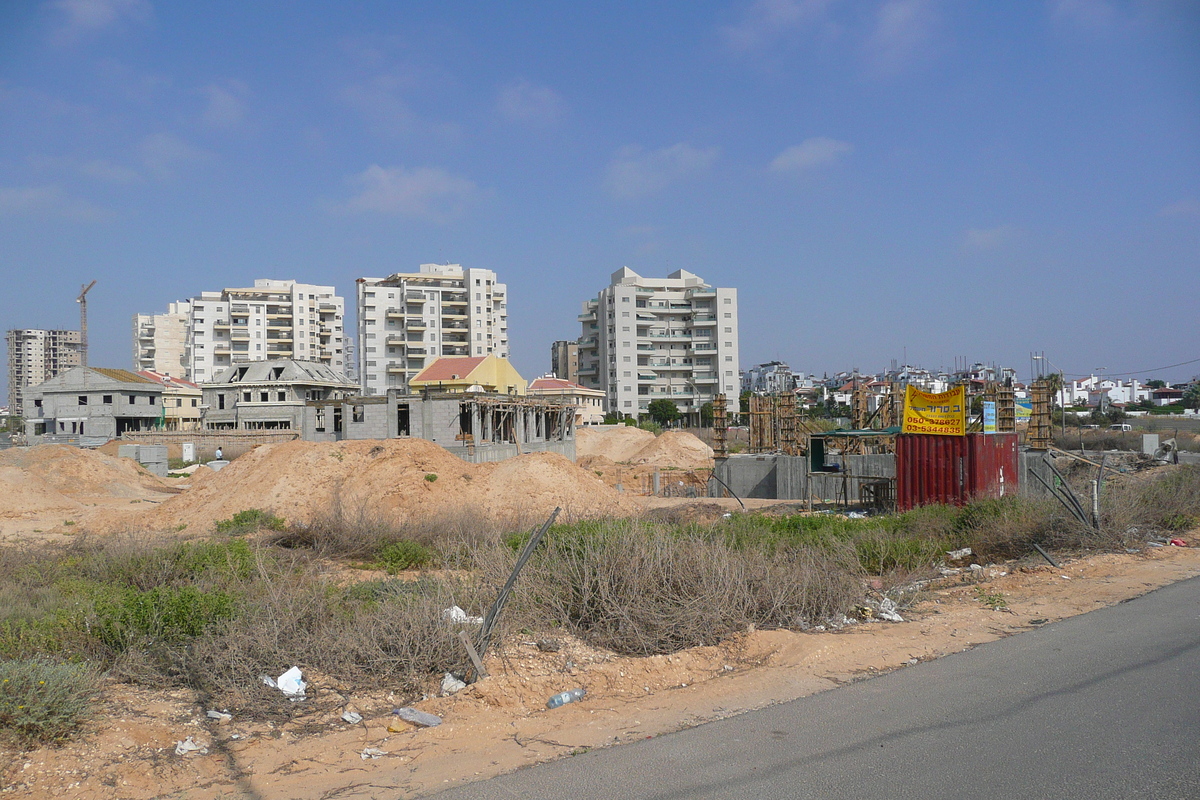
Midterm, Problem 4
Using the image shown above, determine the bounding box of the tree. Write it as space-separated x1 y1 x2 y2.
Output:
1183 383 1200 410
647 398 681 427
1146 379 1166 390
699 401 714 427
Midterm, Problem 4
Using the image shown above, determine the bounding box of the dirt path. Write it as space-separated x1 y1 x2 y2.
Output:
4 535 1197 800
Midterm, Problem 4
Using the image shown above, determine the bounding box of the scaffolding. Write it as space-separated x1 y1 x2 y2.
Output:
1028 379 1053 450
712 393 728 458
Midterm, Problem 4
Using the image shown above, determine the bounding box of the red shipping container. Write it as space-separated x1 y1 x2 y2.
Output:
895 433 1019 511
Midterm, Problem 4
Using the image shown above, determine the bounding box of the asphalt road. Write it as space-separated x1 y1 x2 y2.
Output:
431 575 1200 800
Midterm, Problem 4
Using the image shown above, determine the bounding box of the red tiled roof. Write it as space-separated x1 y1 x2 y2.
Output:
529 377 584 391
412 356 487 383
137 370 199 389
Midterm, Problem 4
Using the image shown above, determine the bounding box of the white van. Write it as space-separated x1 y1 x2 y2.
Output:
1109 423 1133 432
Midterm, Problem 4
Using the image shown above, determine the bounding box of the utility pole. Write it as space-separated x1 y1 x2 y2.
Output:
77 280 96 367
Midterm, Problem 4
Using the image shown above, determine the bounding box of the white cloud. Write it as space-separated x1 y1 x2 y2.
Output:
497 80 564 125
604 143 719 199
864 0 938 75
138 133 212 180
770 137 853 173
721 0 834 53
80 159 140 183
1159 199 1200 219
1051 0 1117 30
962 224 1018 251
0 184 111 221
341 76 458 139
51 0 151 45
340 164 479 222
201 80 251 130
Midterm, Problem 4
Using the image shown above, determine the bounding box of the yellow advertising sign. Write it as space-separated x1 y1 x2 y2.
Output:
902 384 967 436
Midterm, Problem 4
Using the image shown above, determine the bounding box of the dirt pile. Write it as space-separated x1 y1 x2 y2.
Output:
576 426 656 462
628 430 714 470
0 445 171 519
577 427 713 469
148 439 638 531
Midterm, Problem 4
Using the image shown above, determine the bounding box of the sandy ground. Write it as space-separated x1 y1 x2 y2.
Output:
4 532 1197 800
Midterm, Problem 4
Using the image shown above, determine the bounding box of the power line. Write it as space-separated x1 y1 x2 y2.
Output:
1059 356 1200 379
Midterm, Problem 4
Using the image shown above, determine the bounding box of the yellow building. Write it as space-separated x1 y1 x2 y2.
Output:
138 370 203 430
408 355 526 395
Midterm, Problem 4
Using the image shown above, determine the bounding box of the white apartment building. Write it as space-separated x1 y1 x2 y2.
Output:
357 264 509 395
577 267 739 420
132 301 190 377
137 280 346 384
6 328 81 413
741 361 796 395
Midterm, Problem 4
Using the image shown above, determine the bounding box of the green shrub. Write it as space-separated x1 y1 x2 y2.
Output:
91 585 237 651
0 657 100 746
374 540 436 574
214 509 286 535
424 473 438 482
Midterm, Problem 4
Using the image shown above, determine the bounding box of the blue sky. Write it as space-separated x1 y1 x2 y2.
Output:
1 0 1198 397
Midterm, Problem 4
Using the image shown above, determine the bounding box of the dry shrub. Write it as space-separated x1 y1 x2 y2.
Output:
268 497 532 567
1101 465 1200 540
498 520 860 656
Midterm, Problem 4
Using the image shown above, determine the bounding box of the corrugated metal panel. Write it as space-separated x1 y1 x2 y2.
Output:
896 433 1020 511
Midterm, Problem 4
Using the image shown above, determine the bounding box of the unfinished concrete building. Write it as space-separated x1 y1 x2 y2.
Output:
202 359 359 431
301 390 576 463
23 367 164 445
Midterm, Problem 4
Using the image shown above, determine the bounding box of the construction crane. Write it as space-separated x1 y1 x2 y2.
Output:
77 280 96 367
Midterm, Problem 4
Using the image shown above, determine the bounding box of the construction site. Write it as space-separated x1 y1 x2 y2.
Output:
1 381 1199 800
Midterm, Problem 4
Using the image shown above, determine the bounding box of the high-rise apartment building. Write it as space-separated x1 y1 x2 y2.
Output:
356 264 509 395
132 301 191 377
6 328 81 413
577 267 739 420
550 340 579 384
188 280 345 383
136 280 346 384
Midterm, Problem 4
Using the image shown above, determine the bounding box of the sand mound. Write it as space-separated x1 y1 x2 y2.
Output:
577 428 713 470
0 445 170 500
576 426 656 462
0 466 83 518
628 431 714 470
149 439 638 531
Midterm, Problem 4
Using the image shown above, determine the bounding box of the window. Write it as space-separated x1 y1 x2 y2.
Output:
621 296 629 303
191 399 198 407
34 399 42 408
277 391 286 402
726 371 734 376
218 394 226 410
260 392 269 403
622 326 630 332
78 395 88 406
724 327 732 333
623 371 631 377
623 356 631 362
724 312 732 318
243 391 251 403
102 395 113 404
724 298 732 304
726 356 733 362
623 400 632 407
352 405 364 423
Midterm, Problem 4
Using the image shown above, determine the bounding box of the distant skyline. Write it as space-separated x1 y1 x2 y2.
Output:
2 0 1198 401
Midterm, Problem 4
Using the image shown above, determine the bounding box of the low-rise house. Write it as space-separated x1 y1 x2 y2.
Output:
408 354 527 395
202 360 359 431
23 367 164 444
527 375 605 425
137 370 202 430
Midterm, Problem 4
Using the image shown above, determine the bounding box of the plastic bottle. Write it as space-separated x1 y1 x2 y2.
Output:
546 688 586 709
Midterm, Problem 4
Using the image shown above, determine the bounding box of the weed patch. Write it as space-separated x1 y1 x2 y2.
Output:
0 657 100 747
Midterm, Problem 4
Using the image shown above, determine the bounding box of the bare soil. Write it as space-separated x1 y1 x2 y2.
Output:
3 533 1196 799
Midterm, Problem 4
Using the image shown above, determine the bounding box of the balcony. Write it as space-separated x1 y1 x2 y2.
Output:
578 364 599 375
443 292 468 303
230 331 250 341
646 331 691 340
442 320 468 330
691 314 717 324
212 321 231 329
319 302 338 311
407 347 427 356
692 342 718 352
578 311 597 322
693 372 719 383
406 319 427 331
637 373 659 382
386 308 406 319
405 292 428 303
688 288 716 297
231 304 250 314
